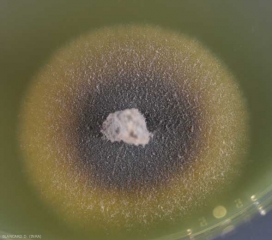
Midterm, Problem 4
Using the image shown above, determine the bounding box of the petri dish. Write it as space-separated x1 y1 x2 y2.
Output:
0 1 272 240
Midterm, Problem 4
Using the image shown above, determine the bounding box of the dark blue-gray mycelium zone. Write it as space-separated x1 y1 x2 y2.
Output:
73 72 202 192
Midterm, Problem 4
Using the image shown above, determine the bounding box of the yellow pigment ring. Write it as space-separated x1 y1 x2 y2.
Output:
20 25 248 237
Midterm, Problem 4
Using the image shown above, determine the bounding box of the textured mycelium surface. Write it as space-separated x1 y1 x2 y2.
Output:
20 25 248 234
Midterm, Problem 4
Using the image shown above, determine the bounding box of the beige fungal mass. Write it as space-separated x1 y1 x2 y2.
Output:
101 108 151 146
20 25 248 235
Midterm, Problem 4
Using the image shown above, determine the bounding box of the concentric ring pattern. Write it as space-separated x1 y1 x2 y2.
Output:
20 25 248 233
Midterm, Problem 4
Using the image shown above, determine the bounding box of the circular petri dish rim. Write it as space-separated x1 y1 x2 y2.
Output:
152 183 272 240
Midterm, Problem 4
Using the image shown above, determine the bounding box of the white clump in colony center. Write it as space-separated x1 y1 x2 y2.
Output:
101 108 152 146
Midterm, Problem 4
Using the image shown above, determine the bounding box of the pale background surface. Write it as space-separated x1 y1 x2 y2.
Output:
214 210 272 240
